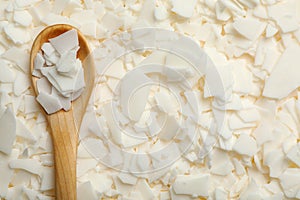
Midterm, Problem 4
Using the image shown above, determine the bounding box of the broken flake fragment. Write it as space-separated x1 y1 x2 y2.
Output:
233 134 257 156
279 168 300 198
33 53 45 71
266 24 278 38
267 1 299 33
237 108 260 123
77 181 98 200
41 42 56 57
16 119 36 143
117 173 138 185
88 173 113 194
173 174 210 197
13 10 32 27
0 149 19 197
36 92 63 114
40 169 54 191
136 179 154 200
0 60 15 83
154 6 168 21
120 70 152 121
9 159 42 175
56 47 79 74
37 77 52 95
159 115 181 141
286 143 300 167
0 107 16 155
2 47 30 73
49 29 79 55
263 44 300 99
171 0 196 18
232 18 266 41
210 148 234 176
3 24 31 45
14 72 31 96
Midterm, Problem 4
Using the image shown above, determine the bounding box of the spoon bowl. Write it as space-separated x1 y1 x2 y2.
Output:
30 24 95 200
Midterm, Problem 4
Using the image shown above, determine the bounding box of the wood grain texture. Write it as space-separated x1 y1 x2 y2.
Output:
30 24 95 200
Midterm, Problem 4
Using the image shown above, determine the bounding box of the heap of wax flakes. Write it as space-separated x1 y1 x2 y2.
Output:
0 0 299 199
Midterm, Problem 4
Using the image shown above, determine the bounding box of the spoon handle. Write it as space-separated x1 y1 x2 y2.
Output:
49 111 78 200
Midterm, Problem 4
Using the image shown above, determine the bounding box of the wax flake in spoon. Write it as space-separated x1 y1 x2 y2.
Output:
32 29 85 114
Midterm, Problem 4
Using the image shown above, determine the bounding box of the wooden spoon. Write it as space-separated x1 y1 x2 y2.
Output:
30 24 95 200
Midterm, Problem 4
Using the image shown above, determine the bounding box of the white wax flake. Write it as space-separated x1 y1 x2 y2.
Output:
217 0 246 17
9 159 42 175
2 47 30 73
173 174 210 197
215 187 228 200
266 24 278 38
120 70 152 121
49 29 79 55
136 179 154 200
14 72 31 96
0 60 15 83
215 1 231 21
3 24 31 45
24 95 40 114
232 18 266 41
233 134 257 156
51 87 71 111
33 53 45 71
154 6 168 21
77 159 97 177
36 77 52 95
36 92 63 114
44 65 81 96
253 5 268 19
232 158 246 175
263 44 300 99
232 60 253 94
159 115 181 141
52 0 69 14
77 182 98 200
154 90 177 114
171 0 196 18
29 0 51 23
204 57 233 102
165 53 193 72
105 59 126 79
40 169 54 191
160 191 170 200
81 22 97 38
41 43 55 57
209 149 234 176
286 143 300 167
40 154 53 167
79 137 108 159
237 108 260 123
88 173 113 193
16 119 36 143
117 173 138 185
267 0 299 33
0 107 16 155
0 149 18 197
56 48 78 74
229 113 257 130
239 180 261 199
279 168 300 198
23 187 39 200
13 10 32 27
102 12 124 33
